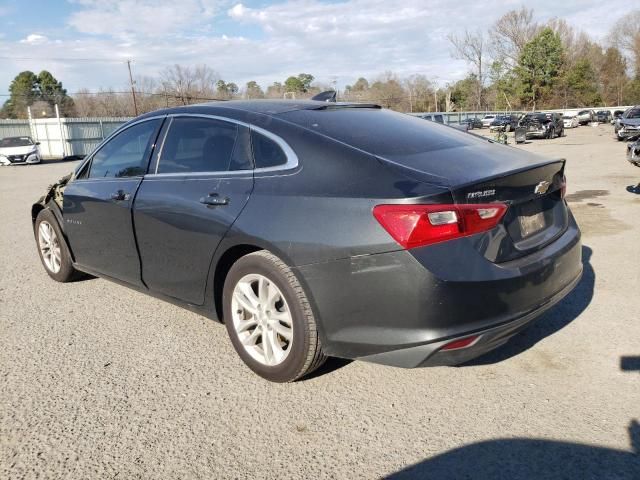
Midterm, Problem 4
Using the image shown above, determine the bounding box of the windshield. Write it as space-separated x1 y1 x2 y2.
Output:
563 116 573 120
624 108 640 119
0 137 33 148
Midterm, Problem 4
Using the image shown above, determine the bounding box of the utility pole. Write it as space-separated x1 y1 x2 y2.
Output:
126 59 138 116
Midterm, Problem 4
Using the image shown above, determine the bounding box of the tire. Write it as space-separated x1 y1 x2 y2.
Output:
223 250 326 382
34 209 79 282
548 127 555 139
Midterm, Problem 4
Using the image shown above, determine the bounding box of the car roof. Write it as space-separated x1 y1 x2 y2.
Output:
137 99 381 119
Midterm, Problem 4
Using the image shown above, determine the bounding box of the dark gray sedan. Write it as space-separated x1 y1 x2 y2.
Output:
32 101 582 382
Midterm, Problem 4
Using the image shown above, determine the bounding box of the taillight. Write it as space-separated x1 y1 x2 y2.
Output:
441 335 480 351
373 203 508 249
560 175 567 199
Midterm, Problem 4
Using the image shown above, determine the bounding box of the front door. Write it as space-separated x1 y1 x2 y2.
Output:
63 118 163 285
133 115 254 304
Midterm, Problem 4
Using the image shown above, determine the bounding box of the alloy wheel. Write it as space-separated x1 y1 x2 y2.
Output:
38 221 61 273
231 273 294 366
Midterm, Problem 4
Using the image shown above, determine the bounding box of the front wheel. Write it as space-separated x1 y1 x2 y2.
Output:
223 251 326 382
35 209 80 282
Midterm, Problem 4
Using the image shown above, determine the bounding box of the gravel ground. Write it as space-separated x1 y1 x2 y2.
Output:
1 124 639 479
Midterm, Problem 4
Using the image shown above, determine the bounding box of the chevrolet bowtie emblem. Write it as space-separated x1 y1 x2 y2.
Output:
534 181 551 195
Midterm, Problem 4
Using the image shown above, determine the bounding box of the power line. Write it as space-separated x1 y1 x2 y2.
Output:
0 56 155 64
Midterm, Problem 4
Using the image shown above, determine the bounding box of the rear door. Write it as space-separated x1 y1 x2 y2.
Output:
133 115 254 304
63 118 163 285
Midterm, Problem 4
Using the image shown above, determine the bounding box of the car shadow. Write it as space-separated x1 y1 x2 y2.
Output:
620 356 640 372
462 245 594 366
303 357 353 380
41 155 85 165
626 184 640 194
386 420 640 480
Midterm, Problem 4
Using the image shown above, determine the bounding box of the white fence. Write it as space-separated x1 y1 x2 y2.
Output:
0 116 131 159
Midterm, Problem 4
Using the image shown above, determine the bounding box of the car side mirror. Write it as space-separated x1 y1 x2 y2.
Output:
35 142 41 145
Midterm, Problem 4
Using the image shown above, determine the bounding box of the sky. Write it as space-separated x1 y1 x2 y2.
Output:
0 0 632 97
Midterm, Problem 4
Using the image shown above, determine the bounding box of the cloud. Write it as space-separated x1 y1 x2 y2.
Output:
67 0 225 39
0 0 633 96
20 34 49 45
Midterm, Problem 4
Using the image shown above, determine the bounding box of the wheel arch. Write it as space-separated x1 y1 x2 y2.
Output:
33 202 76 262
212 244 263 321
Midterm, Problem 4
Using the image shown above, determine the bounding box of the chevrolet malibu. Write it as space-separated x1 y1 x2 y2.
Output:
31 101 583 382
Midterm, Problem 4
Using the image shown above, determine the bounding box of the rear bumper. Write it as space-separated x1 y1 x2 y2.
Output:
358 268 581 367
295 212 582 367
525 129 548 138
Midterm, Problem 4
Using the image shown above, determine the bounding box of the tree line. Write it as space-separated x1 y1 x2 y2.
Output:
2 8 638 119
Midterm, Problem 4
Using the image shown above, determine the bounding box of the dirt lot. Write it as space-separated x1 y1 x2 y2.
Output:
1 123 639 479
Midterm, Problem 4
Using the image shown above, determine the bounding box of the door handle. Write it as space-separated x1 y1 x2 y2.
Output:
199 193 229 206
110 190 130 201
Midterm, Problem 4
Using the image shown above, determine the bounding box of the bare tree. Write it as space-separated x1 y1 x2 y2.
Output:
608 10 640 76
448 29 486 109
490 7 539 66
404 75 435 112
159 64 220 105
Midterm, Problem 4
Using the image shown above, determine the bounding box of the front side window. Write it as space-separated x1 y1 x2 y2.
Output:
251 130 287 168
89 120 161 178
157 117 243 174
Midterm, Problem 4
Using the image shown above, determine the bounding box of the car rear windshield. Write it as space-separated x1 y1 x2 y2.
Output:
278 108 474 157
523 114 547 121
0 137 33 147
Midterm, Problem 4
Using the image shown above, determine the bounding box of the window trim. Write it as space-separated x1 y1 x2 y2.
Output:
148 113 298 177
75 116 166 180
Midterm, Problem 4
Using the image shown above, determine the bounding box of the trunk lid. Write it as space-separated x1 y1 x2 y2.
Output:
377 142 567 262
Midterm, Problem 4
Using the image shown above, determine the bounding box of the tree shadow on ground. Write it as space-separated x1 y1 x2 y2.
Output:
387 420 640 480
463 245 594 366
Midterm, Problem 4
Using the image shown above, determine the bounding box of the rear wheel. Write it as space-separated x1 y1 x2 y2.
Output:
223 251 326 382
35 209 79 282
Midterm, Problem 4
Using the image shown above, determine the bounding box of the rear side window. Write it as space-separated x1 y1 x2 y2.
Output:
251 130 287 168
157 117 242 174
89 119 161 178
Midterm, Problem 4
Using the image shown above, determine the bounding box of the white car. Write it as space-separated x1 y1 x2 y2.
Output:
481 114 496 128
0 136 41 165
563 115 579 129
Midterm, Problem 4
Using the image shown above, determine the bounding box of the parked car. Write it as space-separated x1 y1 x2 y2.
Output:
31 101 582 382
628 139 640 167
419 113 445 123
562 115 579 129
481 114 496 128
612 110 625 125
576 110 594 125
595 110 612 123
519 112 565 139
489 115 519 132
460 117 483 130
0 136 41 165
616 106 640 141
